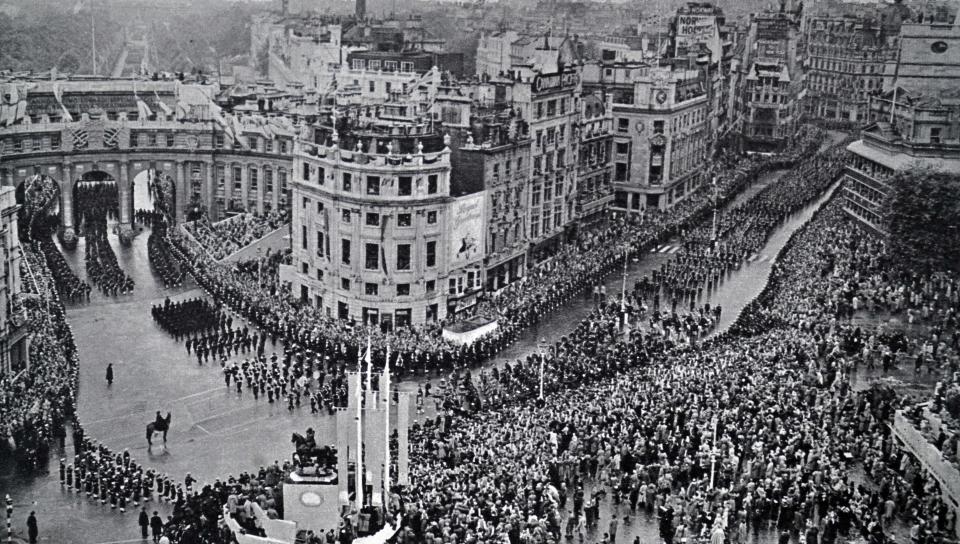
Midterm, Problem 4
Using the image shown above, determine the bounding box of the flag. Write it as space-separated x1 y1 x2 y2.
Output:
365 335 372 394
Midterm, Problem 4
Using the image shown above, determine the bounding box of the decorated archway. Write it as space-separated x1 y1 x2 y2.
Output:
73 170 119 237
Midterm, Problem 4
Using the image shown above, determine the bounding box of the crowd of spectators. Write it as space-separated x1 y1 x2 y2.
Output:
183 211 288 261
165 128 832 383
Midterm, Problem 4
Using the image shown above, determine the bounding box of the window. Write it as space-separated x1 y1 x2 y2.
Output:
341 239 351 265
653 120 664 134
426 241 436 267
166 133 175 147
384 60 398 71
427 211 437 224
449 278 458 295
397 283 410 296
317 201 324 213
426 280 436 293
338 302 349 320
396 244 411 270
617 118 629 132
366 212 380 226
365 243 379 270
342 172 352 191
352 59 364 69
532 185 541 206
930 127 942 144
398 176 412 196
302 226 308 249
616 142 629 155
317 231 325 257
531 214 540 239
265 139 273 153
341 278 351 290
547 100 556 116
427 174 438 194
397 213 412 227
366 176 380 195
51 134 60 150
536 102 543 119
368 60 381 71
365 282 379 296
303 162 310 181
369 81 375 93
317 166 325 185
401 61 414 72
385 82 392 94
342 209 351 223
301 262 309 274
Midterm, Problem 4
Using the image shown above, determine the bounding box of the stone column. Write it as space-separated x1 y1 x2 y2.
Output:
60 162 77 246
256 164 266 215
224 163 234 214
118 160 133 243
204 160 216 221
270 166 280 211
175 160 187 224
240 164 250 213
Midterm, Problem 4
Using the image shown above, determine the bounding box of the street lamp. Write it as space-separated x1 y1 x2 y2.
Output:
709 415 719 489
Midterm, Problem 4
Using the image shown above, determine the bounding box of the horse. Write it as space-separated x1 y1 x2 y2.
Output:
146 413 172 446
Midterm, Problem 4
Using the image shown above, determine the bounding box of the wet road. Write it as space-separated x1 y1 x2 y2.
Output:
1 159 848 544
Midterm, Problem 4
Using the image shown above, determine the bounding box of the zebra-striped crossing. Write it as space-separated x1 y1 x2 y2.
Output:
651 244 684 254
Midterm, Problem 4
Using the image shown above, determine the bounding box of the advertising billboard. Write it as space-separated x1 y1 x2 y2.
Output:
449 192 486 269
674 15 721 63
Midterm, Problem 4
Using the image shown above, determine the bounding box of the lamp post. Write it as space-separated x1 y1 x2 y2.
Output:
709 415 719 489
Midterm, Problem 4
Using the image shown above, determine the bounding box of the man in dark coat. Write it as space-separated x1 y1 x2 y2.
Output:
27 511 38 544
106 363 114 386
150 511 164 542
139 506 150 539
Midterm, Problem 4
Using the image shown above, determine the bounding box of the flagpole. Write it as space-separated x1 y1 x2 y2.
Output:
355 349 364 509
383 347 392 513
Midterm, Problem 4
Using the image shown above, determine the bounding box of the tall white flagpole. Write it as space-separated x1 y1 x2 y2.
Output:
365 335 373 400
355 347 364 509
383 348 392 512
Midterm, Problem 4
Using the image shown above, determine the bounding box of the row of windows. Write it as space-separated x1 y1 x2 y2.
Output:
301 226 439 269
4 134 61 153
350 59 416 72
534 97 570 120
302 164 441 196
532 149 567 173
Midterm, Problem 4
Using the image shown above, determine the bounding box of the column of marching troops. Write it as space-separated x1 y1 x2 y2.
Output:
57 428 196 515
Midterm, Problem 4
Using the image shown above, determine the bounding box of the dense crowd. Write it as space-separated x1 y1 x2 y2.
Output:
183 211 288 261
146 135 960 544
0 244 78 469
165 128 832 383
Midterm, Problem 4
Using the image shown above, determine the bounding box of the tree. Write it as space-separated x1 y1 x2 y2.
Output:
883 169 960 274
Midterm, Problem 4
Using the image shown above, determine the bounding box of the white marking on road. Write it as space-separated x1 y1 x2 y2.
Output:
747 254 758 262
82 386 225 426
755 255 768 263
659 245 672 253
654 244 667 252
669 246 681 254
194 424 212 435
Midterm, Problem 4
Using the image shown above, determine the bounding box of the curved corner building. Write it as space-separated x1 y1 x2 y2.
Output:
289 112 484 328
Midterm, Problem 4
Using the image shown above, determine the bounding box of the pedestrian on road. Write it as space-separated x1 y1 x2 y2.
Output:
27 511 38 544
150 511 163 543
106 363 114 386
139 506 149 539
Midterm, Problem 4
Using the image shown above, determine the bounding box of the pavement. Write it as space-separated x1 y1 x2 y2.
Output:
0 166 848 544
